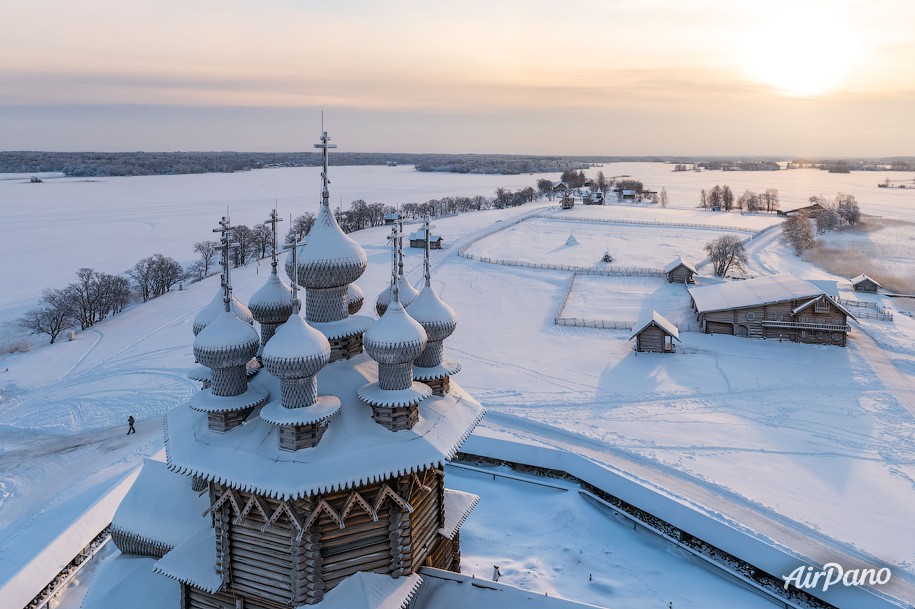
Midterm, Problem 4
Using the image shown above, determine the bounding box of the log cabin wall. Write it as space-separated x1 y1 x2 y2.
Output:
635 325 667 352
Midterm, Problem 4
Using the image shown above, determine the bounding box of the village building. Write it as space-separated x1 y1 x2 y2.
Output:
87 131 602 609
664 256 697 284
409 227 442 249
851 274 881 293
777 202 824 217
582 191 604 205
629 310 680 353
688 273 854 346
383 211 400 225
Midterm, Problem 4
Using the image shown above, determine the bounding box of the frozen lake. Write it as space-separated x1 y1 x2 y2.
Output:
1 162 913 333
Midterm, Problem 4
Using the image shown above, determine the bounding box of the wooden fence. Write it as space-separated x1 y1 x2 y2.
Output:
836 297 894 321
531 213 763 234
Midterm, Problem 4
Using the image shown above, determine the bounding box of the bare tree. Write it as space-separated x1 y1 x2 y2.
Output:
129 254 183 301
762 188 780 212
193 241 218 277
286 213 315 243
705 235 748 276
721 185 734 211
835 193 861 226
659 187 669 208
232 225 255 266
783 213 816 254
19 289 75 344
707 185 722 210
251 224 272 260
737 190 760 212
815 208 841 233
699 188 708 209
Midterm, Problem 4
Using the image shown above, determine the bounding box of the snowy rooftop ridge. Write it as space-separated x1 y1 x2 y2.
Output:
664 256 696 274
439 489 479 540
152 526 222 594
689 273 829 313
629 310 680 341
852 273 881 287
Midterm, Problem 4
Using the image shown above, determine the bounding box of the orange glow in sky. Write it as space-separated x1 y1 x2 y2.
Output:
1 0 912 154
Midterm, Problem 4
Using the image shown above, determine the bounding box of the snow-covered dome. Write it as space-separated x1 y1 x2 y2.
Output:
347 282 364 315
262 314 331 379
364 300 427 365
375 276 420 316
193 289 253 335
285 205 367 289
193 310 260 370
248 273 295 324
407 285 457 343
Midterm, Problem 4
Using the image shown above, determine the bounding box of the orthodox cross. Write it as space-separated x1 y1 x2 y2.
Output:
386 224 401 302
422 216 436 287
212 215 238 312
264 208 283 275
283 214 302 315
314 125 336 209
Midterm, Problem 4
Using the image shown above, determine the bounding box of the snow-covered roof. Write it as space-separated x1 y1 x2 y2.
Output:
193 289 253 335
629 310 680 342
384 212 400 220
439 489 479 540
808 279 840 297
307 572 423 609
851 274 881 287
79 555 179 609
262 313 331 379
153 526 222 594
409 228 442 241
364 300 427 363
110 459 209 551
311 315 372 341
193 310 260 366
663 256 696 274
412 359 461 381
164 355 484 499
688 274 826 313
285 204 368 289
412 568 607 608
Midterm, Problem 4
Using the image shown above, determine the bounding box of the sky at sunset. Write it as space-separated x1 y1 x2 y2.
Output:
2 0 913 156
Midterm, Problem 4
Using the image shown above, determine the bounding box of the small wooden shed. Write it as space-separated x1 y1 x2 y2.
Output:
630 311 680 353
664 257 697 284
384 212 400 225
410 228 443 249
851 274 881 293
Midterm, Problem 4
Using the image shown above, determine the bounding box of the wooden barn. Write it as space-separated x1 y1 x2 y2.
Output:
629 311 680 353
688 274 854 346
410 228 442 249
560 193 574 209
664 257 697 284
851 274 881 293
383 212 400 225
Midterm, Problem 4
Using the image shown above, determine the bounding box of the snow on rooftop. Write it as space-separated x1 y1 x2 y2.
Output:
409 228 441 241
165 354 484 499
110 459 209 551
311 315 372 341
307 571 423 609
629 310 680 341
688 273 824 313
663 256 696 274
79 555 179 609
153 526 222 593
439 489 479 540
852 273 881 287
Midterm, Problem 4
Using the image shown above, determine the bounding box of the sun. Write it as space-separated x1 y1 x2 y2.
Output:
737 6 862 97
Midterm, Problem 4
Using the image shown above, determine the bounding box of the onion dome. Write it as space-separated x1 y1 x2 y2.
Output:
193 311 260 370
407 285 457 343
348 283 364 315
364 300 427 365
193 288 254 335
285 205 367 289
249 273 295 325
262 314 331 380
375 276 420 316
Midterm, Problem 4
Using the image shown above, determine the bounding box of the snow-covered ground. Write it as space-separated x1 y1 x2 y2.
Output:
2 164 915 608
560 276 695 328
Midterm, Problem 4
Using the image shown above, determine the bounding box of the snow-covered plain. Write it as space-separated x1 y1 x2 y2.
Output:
2 163 915 608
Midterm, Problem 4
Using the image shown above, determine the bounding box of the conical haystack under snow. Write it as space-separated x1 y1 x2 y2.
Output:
565 233 579 246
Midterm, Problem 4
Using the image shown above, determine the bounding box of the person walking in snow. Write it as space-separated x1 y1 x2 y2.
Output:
127 415 136 435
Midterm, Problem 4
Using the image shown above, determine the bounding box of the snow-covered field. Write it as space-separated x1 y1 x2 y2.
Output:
560 276 695 328
464 217 746 270
2 164 915 608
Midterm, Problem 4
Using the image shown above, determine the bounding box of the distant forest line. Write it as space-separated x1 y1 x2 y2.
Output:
1 151 913 177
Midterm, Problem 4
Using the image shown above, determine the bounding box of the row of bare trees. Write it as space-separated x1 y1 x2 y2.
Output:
19 254 184 343
700 186 780 213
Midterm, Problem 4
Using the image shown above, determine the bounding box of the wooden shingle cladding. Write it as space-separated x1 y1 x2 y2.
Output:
196 467 454 606
695 295 850 346
852 274 881 293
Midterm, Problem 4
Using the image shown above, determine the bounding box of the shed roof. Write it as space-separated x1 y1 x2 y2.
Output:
663 256 696 275
153 526 222 593
409 228 442 241
851 274 881 287
307 572 423 609
629 310 680 342
688 274 825 313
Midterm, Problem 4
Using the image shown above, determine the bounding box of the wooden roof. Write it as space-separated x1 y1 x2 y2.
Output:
629 310 680 342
